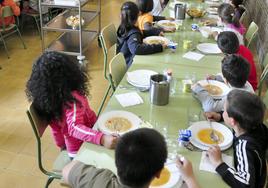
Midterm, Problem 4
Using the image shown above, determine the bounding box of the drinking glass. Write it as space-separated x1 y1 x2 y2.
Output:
187 108 201 126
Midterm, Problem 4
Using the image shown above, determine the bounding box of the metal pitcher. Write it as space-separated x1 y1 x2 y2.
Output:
150 74 170 106
175 3 186 20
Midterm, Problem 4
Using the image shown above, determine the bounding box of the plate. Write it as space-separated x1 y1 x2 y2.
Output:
97 111 142 135
196 43 222 54
150 162 182 188
188 121 233 151
157 20 176 30
127 69 158 89
199 26 222 38
198 80 230 99
143 36 170 46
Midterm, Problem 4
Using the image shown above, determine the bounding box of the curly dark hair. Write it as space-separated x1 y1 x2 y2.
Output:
26 51 90 122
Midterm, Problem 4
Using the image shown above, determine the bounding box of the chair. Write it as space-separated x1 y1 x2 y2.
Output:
244 21 258 48
108 53 127 92
99 23 117 80
257 64 268 97
21 12 42 39
97 53 127 116
26 104 71 188
0 6 26 58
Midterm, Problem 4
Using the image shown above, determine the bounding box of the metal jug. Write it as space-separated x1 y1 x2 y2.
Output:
150 74 170 106
175 3 186 20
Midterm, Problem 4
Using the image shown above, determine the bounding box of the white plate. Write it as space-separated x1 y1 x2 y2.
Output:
199 26 222 38
150 162 182 188
198 80 230 99
196 43 222 54
157 20 177 30
127 70 158 88
143 36 170 46
97 111 142 135
188 121 233 151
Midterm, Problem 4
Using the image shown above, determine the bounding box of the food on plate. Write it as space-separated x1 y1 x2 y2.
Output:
66 15 85 28
151 167 171 186
105 117 132 132
160 22 176 27
146 39 166 45
197 128 224 144
204 84 223 95
187 8 205 18
200 19 217 26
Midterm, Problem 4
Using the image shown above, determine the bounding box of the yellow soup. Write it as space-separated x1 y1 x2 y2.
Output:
151 167 171 187
197 128 224 145
204 84 223 95
105 117 132 132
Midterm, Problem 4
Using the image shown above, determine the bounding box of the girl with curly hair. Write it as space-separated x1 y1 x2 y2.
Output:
26 51 118 158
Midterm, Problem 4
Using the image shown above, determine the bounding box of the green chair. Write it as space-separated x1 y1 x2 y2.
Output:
108 52 127 92
97 52 127 116
26 104 71 188
257 64 268 97
99 23 117 80
0 6 26 58
244 21 258 48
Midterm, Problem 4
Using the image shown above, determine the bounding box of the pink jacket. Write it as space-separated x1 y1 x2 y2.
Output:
49 91 103 155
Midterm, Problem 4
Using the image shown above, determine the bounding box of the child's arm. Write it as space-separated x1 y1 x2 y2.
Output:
191 83 225 112
127 32 163 55
208 144 258 188
143 22 163 36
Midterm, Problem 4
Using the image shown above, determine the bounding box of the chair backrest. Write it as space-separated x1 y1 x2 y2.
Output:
26 104 48 138
109 53 127 91
1 6 14 18
258 64 268 97
239 9 246 24
99 23 117 80
245 21 258 48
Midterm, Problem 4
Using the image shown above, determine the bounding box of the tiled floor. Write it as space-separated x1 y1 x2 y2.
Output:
0 0 124 187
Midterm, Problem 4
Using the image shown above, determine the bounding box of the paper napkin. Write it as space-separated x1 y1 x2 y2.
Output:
183 51 205 61
199 151 233 173
115 92 144 107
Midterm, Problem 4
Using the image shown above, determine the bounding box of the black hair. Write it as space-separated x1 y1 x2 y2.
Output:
226 89 265 133
26 51 89 122
231 0 243 8
115 128 167 187
217 31 239 54
117 1 139 37
136 0 154 14
218 3 241 28
221 54 249 88
0 0 3 4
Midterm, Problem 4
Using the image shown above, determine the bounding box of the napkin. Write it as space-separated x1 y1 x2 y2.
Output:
183 51 204 61
199 151 233 174
115 92 144 107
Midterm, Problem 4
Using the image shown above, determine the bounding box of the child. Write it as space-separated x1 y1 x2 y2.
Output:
0 0 20 26
230 0 245 19
192 54 254 112
136 0 175 35
207 89 268 188
217 31 257 90
213 3 245 45
117 1 165 66
26 51 118 158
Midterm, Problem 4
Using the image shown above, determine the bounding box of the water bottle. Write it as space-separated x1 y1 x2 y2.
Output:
177 130 191 152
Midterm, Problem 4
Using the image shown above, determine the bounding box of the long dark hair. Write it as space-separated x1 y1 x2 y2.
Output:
218 3 241 28
26 51 90 122
117 1 139 37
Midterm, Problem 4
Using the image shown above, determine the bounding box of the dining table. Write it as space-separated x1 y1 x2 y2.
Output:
75 0 232 187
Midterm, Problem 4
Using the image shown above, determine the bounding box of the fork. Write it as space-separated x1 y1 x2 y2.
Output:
207 118 219 143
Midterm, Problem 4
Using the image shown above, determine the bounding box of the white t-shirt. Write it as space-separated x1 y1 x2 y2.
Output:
151 0 163 16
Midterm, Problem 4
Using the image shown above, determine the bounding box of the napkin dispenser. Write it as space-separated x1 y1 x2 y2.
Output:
175 3 186 20
150 74 169 106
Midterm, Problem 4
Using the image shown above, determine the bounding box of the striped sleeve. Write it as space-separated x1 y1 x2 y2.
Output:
216 140 256 188
66 102 104 145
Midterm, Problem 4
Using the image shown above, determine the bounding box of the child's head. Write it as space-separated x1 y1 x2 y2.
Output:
118 1 139 34
221 54 249 88
217 31 239 54
26 51 89 122
115 128 167 187
218 3 240 28
230 0 243 8
136 0 154 14
223 89 265 133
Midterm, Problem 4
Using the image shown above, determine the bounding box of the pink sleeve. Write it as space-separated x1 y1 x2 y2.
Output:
65 102 103 145
49 122 66 149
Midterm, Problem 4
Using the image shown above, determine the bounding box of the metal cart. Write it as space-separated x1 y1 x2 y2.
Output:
38 0 101 64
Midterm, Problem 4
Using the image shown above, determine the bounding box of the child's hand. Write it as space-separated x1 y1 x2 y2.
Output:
207 145 223 168
100 135 119 149
206 74 216 80
176 157 195 181
166 17 175 21
204 112 221 122
159 31 164 36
